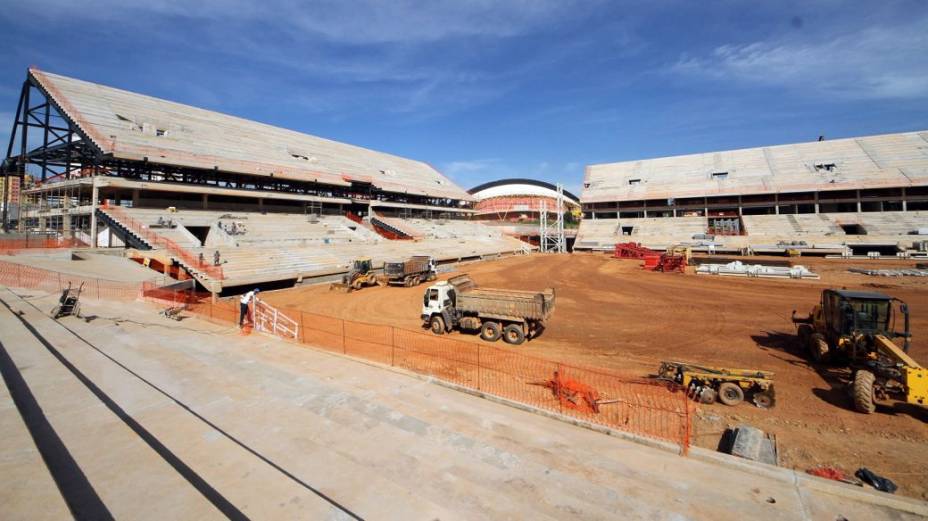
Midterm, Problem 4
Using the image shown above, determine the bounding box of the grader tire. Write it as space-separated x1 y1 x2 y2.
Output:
718 383 744 406
852 370 877 414
809 334 829 363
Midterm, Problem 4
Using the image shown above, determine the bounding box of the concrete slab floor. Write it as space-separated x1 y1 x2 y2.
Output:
0 286 925 520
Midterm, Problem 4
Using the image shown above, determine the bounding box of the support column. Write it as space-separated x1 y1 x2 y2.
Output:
902 188 907 212
202 193 209 209
90 180 99 248
814 192 819 214
774 193 779 215
257 197 263 211
1 174 9 232
856 190 862 213
131 189 139 207
62 194 72 235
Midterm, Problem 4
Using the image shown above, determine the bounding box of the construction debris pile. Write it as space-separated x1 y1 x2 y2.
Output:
696 261 819 279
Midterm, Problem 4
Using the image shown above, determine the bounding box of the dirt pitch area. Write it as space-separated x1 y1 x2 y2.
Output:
263 253 928 499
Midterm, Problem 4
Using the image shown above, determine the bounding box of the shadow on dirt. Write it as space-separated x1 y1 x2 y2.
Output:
751 330 811 369
756 329 928 421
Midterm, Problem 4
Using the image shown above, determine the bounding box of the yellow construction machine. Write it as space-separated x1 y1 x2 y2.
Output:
656 361 775 408
330 257 379 293
793 289 926 413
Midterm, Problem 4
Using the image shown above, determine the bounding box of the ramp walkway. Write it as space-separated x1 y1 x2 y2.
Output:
0 288 924 520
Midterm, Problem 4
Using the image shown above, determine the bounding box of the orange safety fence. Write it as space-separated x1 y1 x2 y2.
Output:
159 293 694 451
0 259 146 299
0 265 692 451
100 203 225 280
0 235 86 254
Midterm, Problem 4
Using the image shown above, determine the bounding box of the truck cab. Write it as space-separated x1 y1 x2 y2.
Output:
421 281 455 333
414 255 437 277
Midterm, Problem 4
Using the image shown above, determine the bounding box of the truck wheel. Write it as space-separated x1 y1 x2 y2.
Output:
413 275 421 286
717 383 744 406
809 334 829 362
502 324 525 345
430 315 445 335
852 370 876 414
480 322 502 342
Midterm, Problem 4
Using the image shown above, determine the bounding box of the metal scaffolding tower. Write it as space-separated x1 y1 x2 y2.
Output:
540 183 566 253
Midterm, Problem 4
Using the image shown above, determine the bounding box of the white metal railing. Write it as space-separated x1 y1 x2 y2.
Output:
253 297 299 340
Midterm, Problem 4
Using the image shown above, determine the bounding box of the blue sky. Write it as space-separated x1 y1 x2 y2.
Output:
1 1 926 195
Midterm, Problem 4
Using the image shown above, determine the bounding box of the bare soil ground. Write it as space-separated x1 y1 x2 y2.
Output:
263 253 928 499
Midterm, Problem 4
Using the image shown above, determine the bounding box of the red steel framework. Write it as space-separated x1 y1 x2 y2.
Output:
613 242 656 259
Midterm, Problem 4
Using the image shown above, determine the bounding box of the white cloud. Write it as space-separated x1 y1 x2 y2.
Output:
670 18 928 100
442 158 502 178
5 0 582 45
1 1 608 121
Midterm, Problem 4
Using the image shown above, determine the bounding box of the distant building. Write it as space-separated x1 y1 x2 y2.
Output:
468 178 580 222
0 175 22 222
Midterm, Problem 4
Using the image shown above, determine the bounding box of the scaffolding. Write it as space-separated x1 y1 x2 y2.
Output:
540 183 566 253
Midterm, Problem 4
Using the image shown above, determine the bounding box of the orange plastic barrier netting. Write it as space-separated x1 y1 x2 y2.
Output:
278 304 691 450
0 263 691 450
177 299 694 450
0 260 143 299
0 236 86 254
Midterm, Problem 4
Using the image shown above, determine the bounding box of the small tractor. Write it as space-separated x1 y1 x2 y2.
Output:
330 257 379 293
792 289 926 413
656 361 775 408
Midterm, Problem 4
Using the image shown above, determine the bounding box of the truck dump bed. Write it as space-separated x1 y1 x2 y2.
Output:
449 274 556 321
384 256 430 277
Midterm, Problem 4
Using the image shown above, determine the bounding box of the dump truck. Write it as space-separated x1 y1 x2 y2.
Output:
379 255 437 287
421 274 555 345
793 289 925 413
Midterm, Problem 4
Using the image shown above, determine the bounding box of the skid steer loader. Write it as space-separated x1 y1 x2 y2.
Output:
792 289 926 414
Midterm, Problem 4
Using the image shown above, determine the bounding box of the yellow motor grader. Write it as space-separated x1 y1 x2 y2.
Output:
793 289 926 414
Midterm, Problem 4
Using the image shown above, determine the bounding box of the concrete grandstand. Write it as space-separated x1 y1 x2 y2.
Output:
0 68 529 294
576 131 928 254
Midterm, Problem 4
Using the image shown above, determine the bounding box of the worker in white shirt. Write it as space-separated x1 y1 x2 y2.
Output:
239 288 260 327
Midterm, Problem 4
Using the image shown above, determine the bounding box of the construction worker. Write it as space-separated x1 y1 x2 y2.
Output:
213 250 221 266
239 288 260 328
